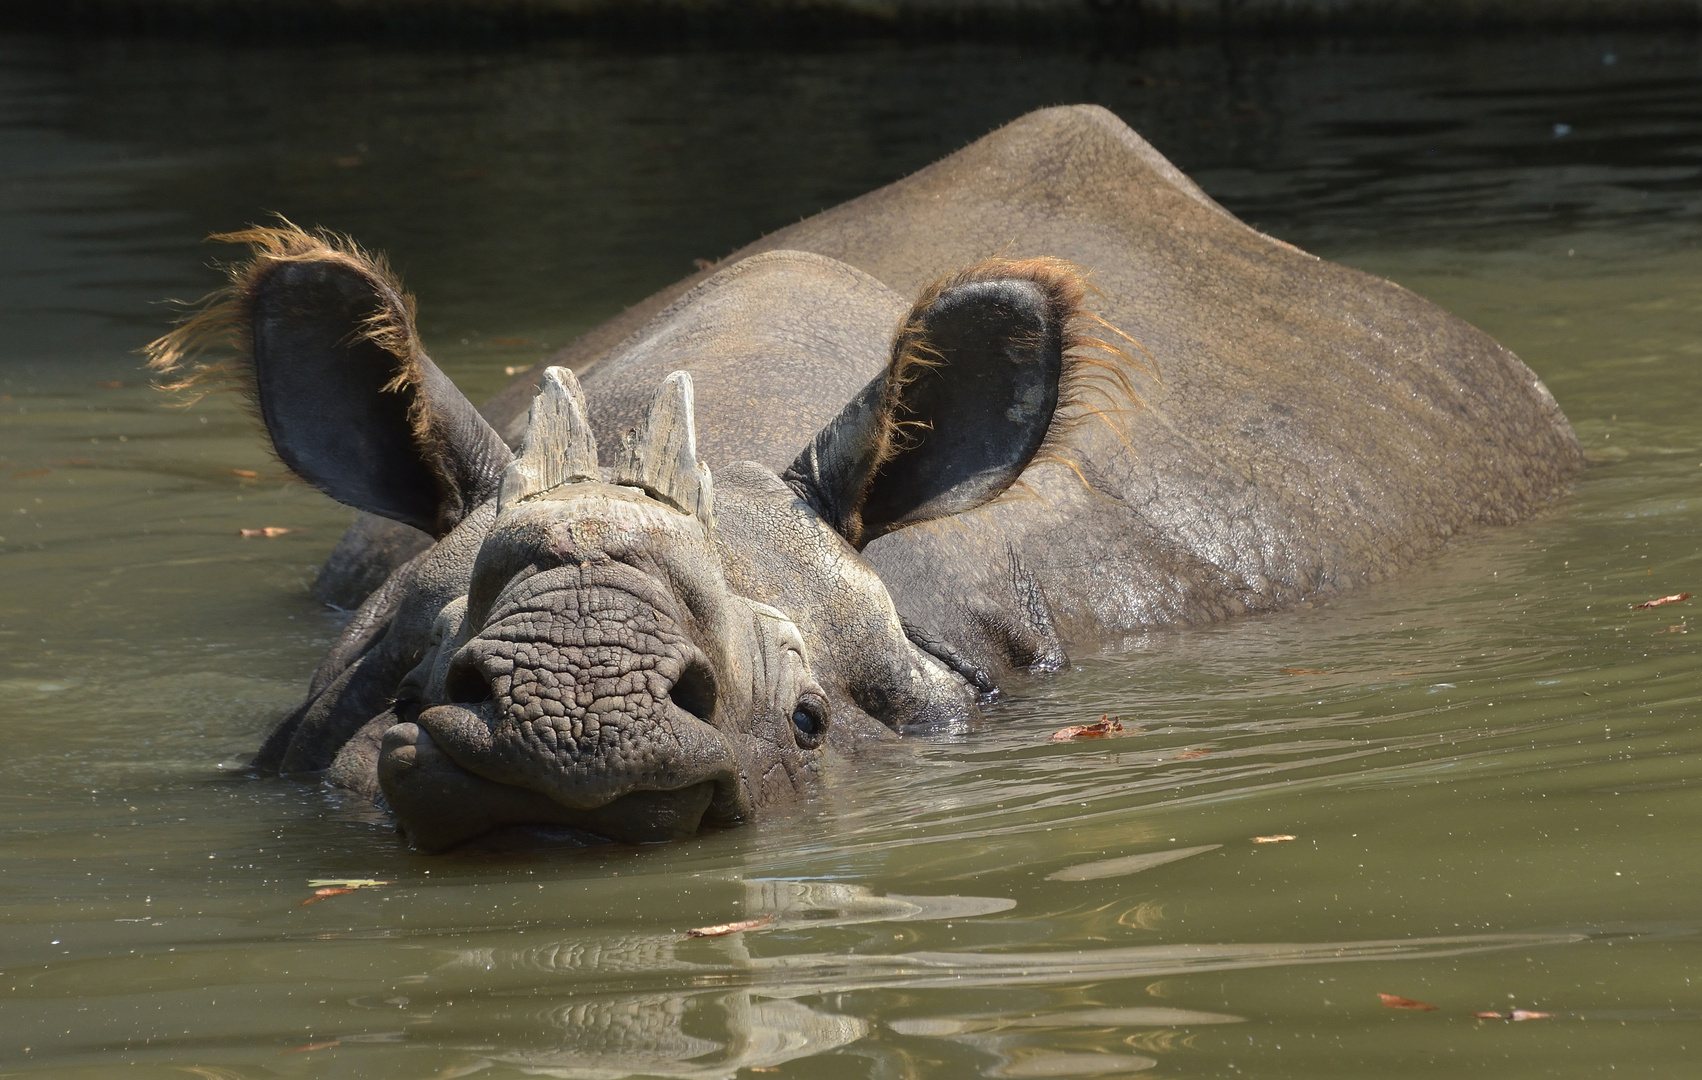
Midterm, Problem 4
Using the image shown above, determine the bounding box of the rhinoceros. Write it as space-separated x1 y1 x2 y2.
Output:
148 105 1582 851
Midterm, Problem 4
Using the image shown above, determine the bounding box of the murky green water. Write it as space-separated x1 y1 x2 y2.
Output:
3 30 1701 1078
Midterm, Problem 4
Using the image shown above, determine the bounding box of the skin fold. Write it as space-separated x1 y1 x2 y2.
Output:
148 106 1582 851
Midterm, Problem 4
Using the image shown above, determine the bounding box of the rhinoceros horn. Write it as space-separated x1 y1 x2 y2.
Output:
613 370 715 529
497 365 599 513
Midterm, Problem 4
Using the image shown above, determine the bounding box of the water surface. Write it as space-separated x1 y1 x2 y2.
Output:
2 31 1700 1078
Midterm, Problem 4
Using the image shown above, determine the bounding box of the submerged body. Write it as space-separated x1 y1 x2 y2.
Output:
151 105 1581 850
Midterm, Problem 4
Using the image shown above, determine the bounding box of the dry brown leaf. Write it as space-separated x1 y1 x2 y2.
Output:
227 468 259 479
687 915 774 938
238 527 291 538
1632 593 1691 609
1176 749 1212 760
1379 993 1437 1011
1050 716 1124 741
1252 835 1296 843
300 879 388 906
301 887 356 905
1282 668 1327 675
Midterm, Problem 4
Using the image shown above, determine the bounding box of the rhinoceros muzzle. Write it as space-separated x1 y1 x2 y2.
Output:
376 580 748 851
376 718 735 851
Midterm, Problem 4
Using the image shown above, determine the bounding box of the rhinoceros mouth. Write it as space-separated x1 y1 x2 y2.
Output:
376 721 731 852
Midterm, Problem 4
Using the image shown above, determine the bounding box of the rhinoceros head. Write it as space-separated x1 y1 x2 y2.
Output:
149 226 1123 850
379 366 866 849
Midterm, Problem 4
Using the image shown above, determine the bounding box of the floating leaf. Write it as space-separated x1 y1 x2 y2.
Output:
279 1040 341 1054
1379 993 1437 1011
687 915 774 938
1176 748 1212 760
302 888 356 905
1050 716 1124 741
227 468 259 479
301 879 388 905
1632 593 1691 609
238 527 291 538
1282 668 1327 675
1252 835 1296 843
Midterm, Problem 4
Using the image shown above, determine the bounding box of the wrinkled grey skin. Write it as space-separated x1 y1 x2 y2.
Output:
242 105 1580 851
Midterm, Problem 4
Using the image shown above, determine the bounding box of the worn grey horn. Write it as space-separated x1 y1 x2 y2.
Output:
497 366 599 512
614 370 715 527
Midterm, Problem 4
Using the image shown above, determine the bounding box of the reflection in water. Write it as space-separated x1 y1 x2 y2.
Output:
1048 844 1221 881
439 880 1580 1076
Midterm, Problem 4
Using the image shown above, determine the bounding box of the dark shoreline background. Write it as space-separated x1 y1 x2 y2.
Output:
8 0 1702 44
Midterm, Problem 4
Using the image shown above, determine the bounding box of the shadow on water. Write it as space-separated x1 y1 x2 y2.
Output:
2 27 1701 1079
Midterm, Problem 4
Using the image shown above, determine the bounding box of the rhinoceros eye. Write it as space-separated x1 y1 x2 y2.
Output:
791 695 828 748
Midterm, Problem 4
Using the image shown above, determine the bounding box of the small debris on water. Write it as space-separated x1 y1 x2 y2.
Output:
693 257 716 271
1050 716 1124 741
1474 1009 1551 1021
1252 835 1296 843
687 915 774 938
1631 593 1691 609
238 527 291 538
227 468 259 479
504 365 530 375
1379 993 1437 1011
280 1040 341 1054
1175 748 1211 760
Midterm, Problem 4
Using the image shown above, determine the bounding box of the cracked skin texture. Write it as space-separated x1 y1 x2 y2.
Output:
466 104 1583 658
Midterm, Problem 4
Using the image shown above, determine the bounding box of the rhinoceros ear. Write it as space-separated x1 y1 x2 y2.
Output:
148 226 513 538
784 258 1091 549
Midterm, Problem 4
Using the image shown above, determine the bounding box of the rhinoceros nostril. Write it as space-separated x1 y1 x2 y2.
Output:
444 659 493 705
670 659 718 723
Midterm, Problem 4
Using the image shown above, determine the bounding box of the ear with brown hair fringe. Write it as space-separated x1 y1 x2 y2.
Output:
146 221 512 537
785 256 1148 549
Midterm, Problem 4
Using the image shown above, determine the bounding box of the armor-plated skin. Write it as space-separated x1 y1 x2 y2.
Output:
149 106 1582 850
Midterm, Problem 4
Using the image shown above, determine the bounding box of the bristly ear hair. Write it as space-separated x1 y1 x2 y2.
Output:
144 219 511 538
881 255 1156 477
145 218 418 417
788 255 1155 549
